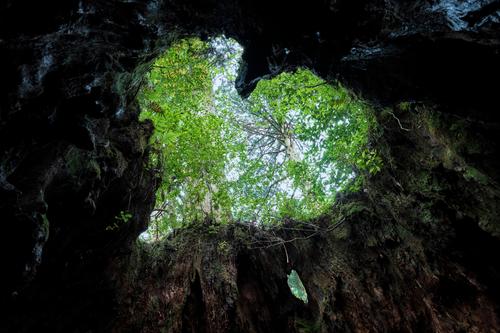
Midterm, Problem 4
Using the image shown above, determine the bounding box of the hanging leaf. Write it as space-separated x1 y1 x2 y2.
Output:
287 269 308 304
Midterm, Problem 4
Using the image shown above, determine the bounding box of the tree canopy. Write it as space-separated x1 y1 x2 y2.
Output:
138 37 381 239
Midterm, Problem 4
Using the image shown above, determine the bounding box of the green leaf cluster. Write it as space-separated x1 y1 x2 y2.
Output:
228 69 380 222
138 37 381 239
139 38 235 235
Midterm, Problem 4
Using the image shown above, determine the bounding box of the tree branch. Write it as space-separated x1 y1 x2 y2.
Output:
388 111 411 131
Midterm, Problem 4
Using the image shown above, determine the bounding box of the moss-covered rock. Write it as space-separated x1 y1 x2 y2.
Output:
2 0 500 332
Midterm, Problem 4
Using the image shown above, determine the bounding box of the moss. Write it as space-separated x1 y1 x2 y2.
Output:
64 147 101 179
65 147 83 176
88 160 101 179
421 110 489 171
425 108 443 130
41 213 50 234
333 224 350 240
441 146 456 169
295 318 322 333
217 240 231 255
420 208 433 224
397 101 412 112
233 224 249 238
114 63 151 98
207 223 227 236
409 172 429 191
463 166 489 185
366 235 379 247
342 201 369 217
379 107 394 119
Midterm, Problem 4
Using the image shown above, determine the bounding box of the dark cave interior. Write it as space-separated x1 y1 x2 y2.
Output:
1 0 500 332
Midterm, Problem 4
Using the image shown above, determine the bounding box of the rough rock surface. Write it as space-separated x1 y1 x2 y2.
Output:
1 0 500 332
109 106 500 333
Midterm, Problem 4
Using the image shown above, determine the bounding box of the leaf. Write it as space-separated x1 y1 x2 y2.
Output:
139 37 379 237
287 269 308 304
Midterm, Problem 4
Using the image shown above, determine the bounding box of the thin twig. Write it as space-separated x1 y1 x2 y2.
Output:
249 218 347 250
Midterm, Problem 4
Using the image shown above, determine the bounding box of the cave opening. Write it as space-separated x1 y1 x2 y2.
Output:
137 36 381 241
3 1 500 332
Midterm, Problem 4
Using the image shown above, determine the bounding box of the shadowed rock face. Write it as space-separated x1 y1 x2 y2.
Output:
1 1 500 332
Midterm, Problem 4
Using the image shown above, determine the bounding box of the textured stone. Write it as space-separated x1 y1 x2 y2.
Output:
1 1 500 332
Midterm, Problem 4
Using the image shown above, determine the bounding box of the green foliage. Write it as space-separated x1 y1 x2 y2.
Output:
139 38 235 236
356 149 383 174
106 211 133 231
397 101 412 112
229 69 380 222
138 37 380 239
217 240 231 255
207 224 221 235
287 269 308 303
116 210 133 223
463 166 489 185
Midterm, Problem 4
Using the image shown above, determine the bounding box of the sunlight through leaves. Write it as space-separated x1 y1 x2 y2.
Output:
138 37 381 240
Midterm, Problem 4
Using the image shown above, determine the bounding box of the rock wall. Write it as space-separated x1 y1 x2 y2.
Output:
1 0 500 332
109 106 500 333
